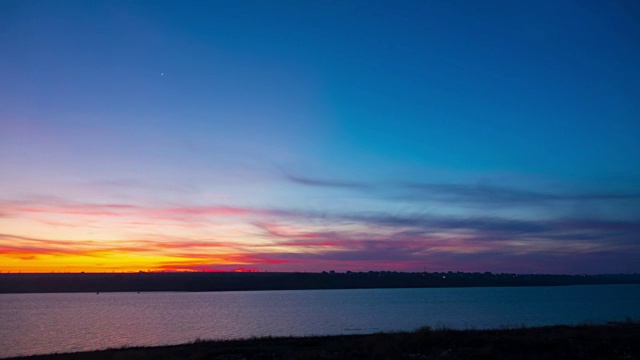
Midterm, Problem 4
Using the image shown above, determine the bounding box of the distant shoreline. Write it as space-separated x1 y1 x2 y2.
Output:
8 321 640 360
1 272 639 294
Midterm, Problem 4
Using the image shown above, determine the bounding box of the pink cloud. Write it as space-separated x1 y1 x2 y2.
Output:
2 198 288 224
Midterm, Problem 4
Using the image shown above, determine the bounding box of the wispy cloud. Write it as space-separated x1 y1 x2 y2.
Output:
281 171 640 210
1 198 290 222
400 182 640 206
2 186 640 273
283 173 373 190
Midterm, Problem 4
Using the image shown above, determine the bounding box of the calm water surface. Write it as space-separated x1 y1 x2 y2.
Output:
1 284 639 358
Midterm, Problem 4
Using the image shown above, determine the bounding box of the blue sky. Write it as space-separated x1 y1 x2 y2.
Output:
1 0 639 273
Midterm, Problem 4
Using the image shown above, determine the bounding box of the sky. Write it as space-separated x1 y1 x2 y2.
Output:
1 0 640 274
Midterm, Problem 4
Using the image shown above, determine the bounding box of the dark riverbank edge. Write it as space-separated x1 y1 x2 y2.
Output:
2 272 640 293
8 321 640 360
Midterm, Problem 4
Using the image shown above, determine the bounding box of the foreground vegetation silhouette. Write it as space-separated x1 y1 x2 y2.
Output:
10 321 640 360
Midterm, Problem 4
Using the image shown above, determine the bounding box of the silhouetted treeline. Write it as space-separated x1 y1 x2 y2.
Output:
1 271 639 294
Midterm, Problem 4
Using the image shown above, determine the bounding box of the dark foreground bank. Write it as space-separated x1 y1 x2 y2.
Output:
2 272 640 293
10 321 640 360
